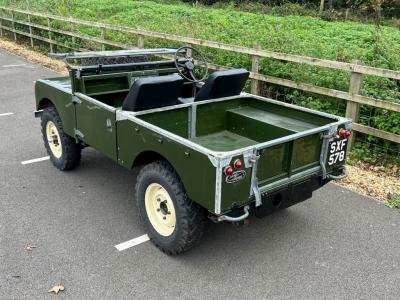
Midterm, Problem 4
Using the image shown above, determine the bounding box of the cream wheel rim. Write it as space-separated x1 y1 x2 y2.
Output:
46 121 62 158
145 183 176 237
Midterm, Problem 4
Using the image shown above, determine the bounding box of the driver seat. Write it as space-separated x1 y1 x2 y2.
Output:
194 69 250 102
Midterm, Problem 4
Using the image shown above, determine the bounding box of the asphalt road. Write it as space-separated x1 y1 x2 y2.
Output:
0 48 399 300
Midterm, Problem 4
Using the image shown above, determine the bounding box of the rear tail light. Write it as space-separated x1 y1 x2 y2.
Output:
338 129 351 138
224 166 234 176
234 159 242 169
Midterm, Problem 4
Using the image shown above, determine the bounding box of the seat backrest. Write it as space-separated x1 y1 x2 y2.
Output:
194 69 249 102
122 74 184 112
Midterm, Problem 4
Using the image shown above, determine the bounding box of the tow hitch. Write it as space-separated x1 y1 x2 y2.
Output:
217 205 250 222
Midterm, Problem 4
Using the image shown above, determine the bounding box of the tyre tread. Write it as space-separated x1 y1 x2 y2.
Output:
135 160 205 255
41 106 81 171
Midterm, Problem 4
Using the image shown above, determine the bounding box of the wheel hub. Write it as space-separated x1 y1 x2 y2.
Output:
46 121 62 158
145 183 176 237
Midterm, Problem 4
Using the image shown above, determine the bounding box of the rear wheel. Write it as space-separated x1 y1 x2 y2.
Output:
41 106 81 170
135 161 205 255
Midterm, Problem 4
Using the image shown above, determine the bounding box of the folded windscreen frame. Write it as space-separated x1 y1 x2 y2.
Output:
79 55 150 66
51 49 184 71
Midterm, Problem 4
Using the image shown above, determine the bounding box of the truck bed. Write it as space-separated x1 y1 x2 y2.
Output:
190 130 257 151
138 98 335 152
136 96 342 190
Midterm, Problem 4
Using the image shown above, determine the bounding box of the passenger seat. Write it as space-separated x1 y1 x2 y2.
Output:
194 69 249 102
122 74 184 112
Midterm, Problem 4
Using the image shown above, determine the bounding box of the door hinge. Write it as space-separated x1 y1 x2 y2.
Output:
106 118 112 132
72 96 82 105
74 129 84 139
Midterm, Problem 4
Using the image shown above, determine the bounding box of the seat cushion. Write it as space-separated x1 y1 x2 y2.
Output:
194 69 249 101
122 74 184 112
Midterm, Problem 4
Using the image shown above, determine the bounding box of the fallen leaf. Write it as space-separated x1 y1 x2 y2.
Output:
26 245 37 251
48 285 65 295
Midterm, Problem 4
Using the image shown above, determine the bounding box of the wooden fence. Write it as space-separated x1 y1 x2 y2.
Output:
0 6 399 147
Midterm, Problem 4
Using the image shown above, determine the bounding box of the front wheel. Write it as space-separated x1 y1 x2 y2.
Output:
41 106 81 170
135 161 205 255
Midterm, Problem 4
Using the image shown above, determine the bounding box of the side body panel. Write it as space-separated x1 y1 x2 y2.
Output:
74 95 118 161
35 78 75 137
116 119 218 212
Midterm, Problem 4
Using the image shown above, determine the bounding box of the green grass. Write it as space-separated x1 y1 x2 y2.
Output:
386 194 400 209
1 0 399 164
2 0 400 67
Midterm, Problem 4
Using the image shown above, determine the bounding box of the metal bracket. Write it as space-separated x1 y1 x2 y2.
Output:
345 121 353 131
34 110 43 118
75 68 81 79
243 150 255 168
74 129 84 140
319 129 331 180
106 118 112 132
72 95 82 105
249 151 262 207
208 155 233 215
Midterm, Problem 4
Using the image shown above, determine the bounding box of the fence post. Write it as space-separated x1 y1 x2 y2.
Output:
319 0 325 14
100 24 105 51
137 34 144 48
47 17 53 53
345 8 350 21
0 8 3 37
346 60 363 149
251 55 260 95
26 0 34 47
186 43 193 57
70 17 76 48
11 10 17 41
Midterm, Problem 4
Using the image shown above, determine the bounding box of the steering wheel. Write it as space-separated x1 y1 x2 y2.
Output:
174 46 208 82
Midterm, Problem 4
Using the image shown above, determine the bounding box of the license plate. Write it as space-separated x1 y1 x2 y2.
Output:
327 138 348 166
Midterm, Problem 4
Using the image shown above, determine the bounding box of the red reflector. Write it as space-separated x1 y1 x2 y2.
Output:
224 167 234 176
234 159 242 169
339 129 351 138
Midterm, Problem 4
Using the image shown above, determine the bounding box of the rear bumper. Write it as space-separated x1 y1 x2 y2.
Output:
217 173 336 222
254 174 327 218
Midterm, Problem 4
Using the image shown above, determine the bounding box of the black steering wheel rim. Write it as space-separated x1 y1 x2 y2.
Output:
174 46 208 82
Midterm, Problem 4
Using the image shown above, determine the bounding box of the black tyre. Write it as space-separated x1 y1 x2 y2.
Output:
41 106 81 171
135 161 205 255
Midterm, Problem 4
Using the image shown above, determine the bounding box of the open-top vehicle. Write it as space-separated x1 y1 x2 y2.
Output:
35 47 352 254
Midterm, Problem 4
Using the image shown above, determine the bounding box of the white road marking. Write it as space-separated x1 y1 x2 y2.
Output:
115 234 150 251
0 112 14 117
21 156 50 165
2 64 27 68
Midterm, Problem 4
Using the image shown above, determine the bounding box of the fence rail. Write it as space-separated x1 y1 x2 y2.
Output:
0 6 399 146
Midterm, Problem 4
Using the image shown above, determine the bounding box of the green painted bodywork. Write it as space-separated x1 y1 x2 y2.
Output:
35 77 75 137
117 119 218 210
35 63 347 215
